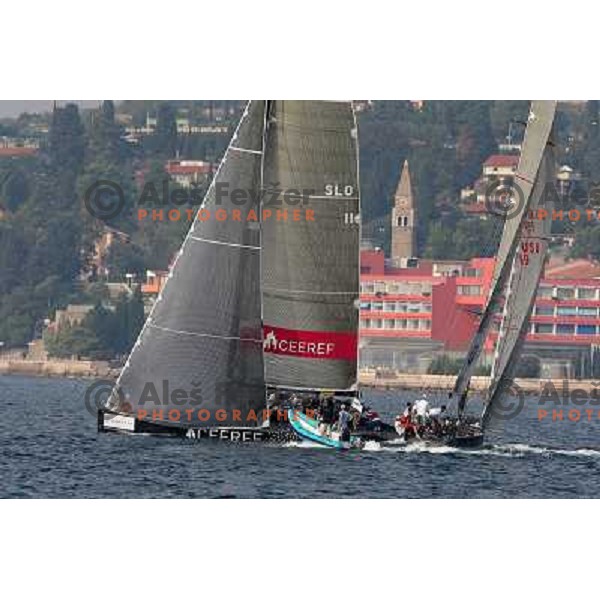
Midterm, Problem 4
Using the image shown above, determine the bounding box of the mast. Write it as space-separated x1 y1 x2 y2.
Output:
261 101 360 391
352 103 362 390
482 136 556 427
452 101 557 416
109 101 267 428
258 101 271 393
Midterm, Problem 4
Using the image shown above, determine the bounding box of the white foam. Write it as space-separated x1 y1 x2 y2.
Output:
491 443 600 458
282 438 600 458
282 440 326 450
362 441 382 451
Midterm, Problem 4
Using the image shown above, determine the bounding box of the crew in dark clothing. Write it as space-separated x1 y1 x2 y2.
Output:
321 397 334 425
316 396 335 436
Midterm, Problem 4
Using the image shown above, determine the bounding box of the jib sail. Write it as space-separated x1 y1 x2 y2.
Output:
109 101 267 427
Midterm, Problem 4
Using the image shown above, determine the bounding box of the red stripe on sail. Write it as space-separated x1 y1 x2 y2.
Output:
262 326 357 361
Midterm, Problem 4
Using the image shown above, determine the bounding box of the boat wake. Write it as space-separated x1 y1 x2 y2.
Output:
281 438 600 458
371 441 600 458
282 440 328 450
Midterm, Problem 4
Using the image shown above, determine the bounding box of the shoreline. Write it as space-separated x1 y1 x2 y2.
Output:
1 359 597 394
0 358 118 380
360 371 599 394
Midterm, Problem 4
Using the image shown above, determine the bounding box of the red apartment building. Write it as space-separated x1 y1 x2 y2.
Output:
139 250 600 377
359 248 600 377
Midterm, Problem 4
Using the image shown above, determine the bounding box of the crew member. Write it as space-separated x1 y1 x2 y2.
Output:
338 404 352 442
319 396 335 435
413 394 429 426
427 404 446 434
428 404 446 420
397 402 417 440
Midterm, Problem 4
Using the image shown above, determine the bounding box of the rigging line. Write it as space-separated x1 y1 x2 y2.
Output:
449 214 503 381
263 287 356 295
260 189 359 202
190 236 260 250
515 173 535 185
268 115 352 133
273 123 352 135
304 195 360 201
149 323 262 343
230 146 263 155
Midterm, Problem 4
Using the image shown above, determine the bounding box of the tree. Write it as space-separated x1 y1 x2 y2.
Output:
112 288 145 355
0 167 29 212
48 103 85 176
580 100 600 182
427 354 463 375
88 100 122 164
44 321 101 359
569 222 600 261
515 355 540 378
105 240 147 279
153 102 178 158
454 101 497 188
423 215 500 260
490 101 529 142
44 290 145 360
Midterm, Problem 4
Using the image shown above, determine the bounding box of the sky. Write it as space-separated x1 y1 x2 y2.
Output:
0 101 101 119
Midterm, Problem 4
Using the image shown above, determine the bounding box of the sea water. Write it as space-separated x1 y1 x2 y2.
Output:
2 375 600 498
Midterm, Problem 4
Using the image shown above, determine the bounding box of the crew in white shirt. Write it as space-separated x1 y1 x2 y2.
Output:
413 395 429 425
428 405 444 418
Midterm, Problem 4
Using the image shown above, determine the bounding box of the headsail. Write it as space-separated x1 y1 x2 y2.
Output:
482 141 555 427
490 101 557 290
261 101 360 391
110 101 267 427
452 101 557 415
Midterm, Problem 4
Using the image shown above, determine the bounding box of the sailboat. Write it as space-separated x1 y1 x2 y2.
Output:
99 99 556 449
99 100 375 443
412 100 558 447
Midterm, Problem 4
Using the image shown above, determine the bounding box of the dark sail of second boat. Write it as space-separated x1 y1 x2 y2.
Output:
262 101 360 392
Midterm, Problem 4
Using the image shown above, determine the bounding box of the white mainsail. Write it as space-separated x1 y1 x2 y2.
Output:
452 101 557 417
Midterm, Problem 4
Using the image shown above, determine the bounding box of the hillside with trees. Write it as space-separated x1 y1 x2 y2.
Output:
0 100 237 349
0 100 597 351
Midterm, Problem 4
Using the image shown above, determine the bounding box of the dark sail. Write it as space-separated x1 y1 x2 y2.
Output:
261 101 360 390
110 101 267 428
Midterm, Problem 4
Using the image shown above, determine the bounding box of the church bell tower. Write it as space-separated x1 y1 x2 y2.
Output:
391 159 416 265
